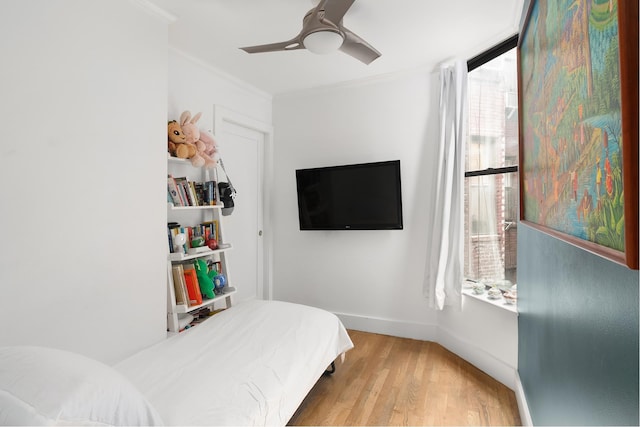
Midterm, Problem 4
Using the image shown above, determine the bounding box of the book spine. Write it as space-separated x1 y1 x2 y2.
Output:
194 182 205 206
204 181 216 205
212 261 222 274
167 175 183 206
174 176 185 206
174 177 191 206
188 181 199 206
168 222 180 253
171 264 188 306
183 265 203 305
181 180 193 206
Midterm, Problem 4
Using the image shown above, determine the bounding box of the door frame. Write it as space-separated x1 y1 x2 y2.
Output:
213 105 274 300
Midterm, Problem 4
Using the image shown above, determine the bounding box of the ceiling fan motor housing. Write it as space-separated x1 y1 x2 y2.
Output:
240 0 380 64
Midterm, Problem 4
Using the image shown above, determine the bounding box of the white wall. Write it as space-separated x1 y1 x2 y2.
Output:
167 49 272 128
0 0 169 364
273 70 518 388
273 72 439 335
438 296 518 388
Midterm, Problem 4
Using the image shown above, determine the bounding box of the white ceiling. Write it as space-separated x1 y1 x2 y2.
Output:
148 0 524 95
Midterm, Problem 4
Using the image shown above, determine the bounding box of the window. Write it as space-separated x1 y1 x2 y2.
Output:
464 36 519 286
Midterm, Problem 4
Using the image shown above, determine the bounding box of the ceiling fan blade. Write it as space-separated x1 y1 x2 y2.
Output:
240 37 304 54
322 0 356 25
339 27 381 64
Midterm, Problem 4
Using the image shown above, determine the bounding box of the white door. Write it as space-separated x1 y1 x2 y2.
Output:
214 108 267 302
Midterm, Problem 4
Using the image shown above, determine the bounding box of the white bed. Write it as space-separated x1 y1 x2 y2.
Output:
0 299 353 426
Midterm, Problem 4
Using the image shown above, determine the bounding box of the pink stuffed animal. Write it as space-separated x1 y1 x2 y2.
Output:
180 111 218 168
179 111 200 143
179 111 204 167
198 130 220 167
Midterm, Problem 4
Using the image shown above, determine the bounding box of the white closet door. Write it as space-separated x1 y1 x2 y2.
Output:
216 117 264 302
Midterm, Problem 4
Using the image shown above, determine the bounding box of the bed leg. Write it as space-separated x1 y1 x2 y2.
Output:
324 361 336 375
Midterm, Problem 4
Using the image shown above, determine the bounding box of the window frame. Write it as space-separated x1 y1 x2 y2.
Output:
464 34 519 284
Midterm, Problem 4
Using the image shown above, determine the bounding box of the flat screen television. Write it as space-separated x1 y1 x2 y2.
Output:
295 160 403 230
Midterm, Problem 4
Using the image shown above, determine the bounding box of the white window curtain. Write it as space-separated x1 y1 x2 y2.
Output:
423 60 468 310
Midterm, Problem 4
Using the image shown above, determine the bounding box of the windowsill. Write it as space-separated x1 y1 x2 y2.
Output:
462 287 518 314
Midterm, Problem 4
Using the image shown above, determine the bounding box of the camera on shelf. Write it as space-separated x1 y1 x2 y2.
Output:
218 182 236 216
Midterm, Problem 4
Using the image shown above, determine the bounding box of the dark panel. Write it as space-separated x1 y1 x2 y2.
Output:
518 225 638 425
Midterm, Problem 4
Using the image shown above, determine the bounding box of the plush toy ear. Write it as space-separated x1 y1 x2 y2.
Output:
180 111 191 127
191 112 202 125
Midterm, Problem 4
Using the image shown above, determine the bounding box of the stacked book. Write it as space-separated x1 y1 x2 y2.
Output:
167 174 216 207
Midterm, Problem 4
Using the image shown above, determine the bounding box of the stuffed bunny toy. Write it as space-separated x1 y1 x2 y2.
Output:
179 111 201 144
180 110 217 168
179 111 205 167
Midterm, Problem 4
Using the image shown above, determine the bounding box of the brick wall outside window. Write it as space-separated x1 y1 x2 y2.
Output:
464 46 518 284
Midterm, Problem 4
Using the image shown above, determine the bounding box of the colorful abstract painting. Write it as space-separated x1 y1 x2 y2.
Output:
519 0 637 266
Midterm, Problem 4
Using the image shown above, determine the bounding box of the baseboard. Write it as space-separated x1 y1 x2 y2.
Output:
334 312 439 342
437 324 517 390
515 372 533 426
335 311 517 391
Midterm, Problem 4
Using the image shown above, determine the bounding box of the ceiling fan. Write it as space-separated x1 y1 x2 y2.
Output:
239 0 381 65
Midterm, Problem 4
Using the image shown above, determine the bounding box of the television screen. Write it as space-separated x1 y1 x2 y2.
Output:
295 160 403 230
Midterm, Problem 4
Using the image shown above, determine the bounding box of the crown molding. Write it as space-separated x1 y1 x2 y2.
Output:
169 47 272 102
129 0 177 23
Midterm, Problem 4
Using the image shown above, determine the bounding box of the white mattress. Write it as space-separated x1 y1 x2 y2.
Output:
115 299 353 426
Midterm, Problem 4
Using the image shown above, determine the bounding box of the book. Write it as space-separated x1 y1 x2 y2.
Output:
204 180 217 205
172 227 183 254
171 264 189 307
174 177 192 206
213 220 219 242
188 181 199 206
200 220 219 243
210 261 222 275
194 182 205 206
185 226 194 248
177 313 194 330
167 175 184 206
183 264 203 306
168 222 180 253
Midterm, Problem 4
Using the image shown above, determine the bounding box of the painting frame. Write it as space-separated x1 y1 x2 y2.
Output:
517 0 638 269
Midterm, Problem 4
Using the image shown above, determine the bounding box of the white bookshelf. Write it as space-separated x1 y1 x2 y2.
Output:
166 157 234 333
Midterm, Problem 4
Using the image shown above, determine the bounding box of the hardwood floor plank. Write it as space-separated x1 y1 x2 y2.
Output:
288 330 521 426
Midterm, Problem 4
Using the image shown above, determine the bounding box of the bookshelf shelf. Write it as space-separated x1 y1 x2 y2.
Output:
167 157 234 333
170 288 238 314
168 245 232 261
168 203 222 211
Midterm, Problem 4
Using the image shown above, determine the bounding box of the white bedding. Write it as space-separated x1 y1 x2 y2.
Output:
0 346 163 426
115 299 354 426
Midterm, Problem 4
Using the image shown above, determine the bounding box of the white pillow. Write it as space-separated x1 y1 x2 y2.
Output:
0 346 163 426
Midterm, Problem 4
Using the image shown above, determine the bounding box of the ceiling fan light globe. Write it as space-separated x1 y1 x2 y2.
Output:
303 30 344 54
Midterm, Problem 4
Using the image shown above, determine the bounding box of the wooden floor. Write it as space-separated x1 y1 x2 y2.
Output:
288 330 521 426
